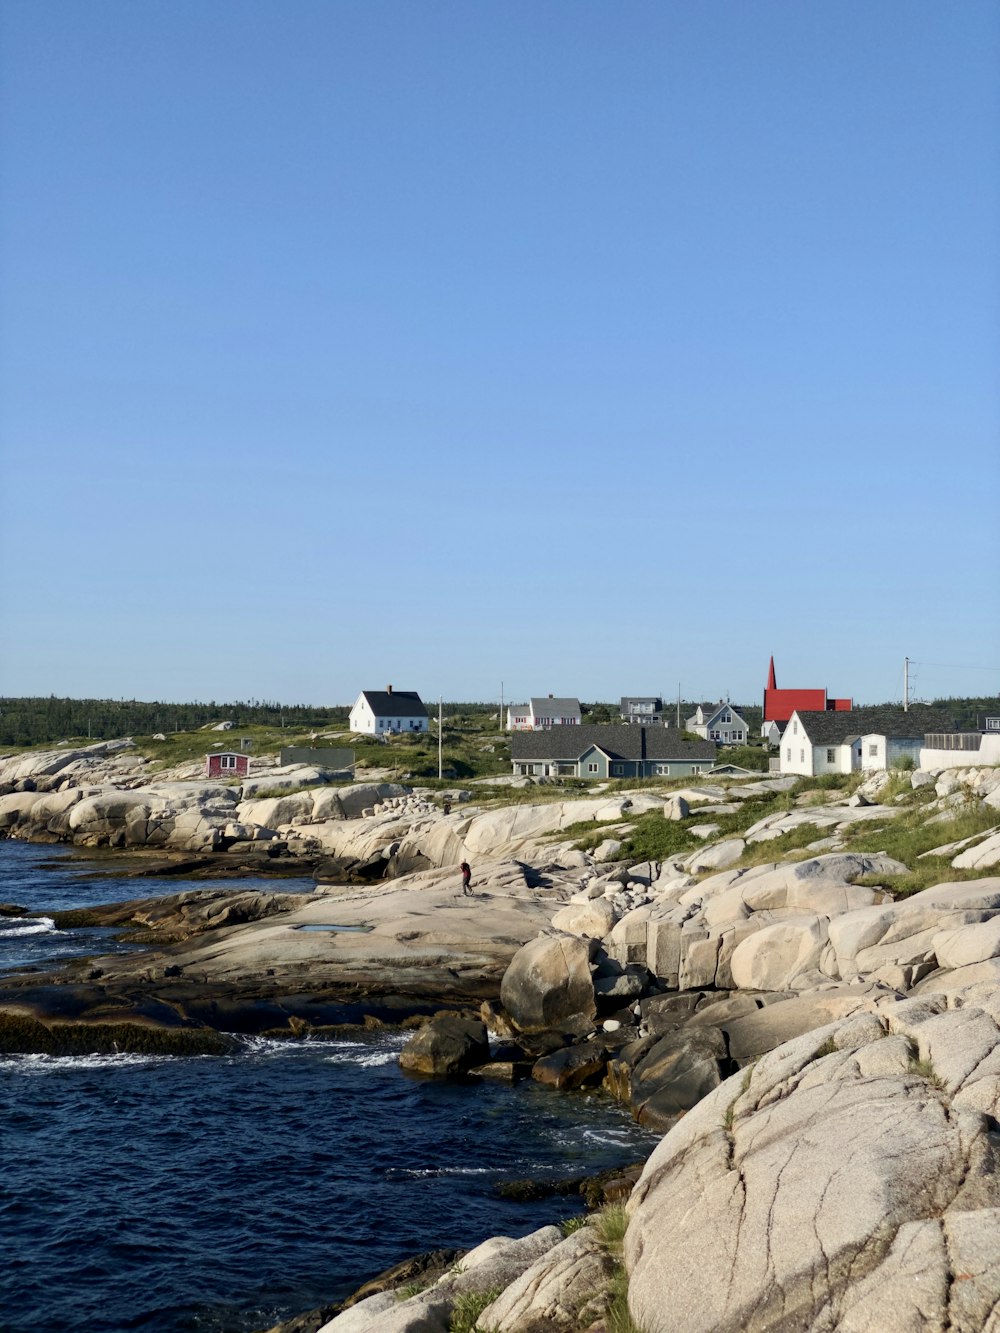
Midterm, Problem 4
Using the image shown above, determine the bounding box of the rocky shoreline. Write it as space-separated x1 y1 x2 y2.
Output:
5 738 1000 1329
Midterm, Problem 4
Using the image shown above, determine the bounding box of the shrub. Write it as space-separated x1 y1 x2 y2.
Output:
448 1288 501 1333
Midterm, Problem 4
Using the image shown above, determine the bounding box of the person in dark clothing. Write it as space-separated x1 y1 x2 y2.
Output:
460 861 473 895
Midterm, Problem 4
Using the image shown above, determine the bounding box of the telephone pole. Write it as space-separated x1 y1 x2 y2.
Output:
903 657 909 712
438 697 443 779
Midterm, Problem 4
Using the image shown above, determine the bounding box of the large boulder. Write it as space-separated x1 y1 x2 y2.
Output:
625 997 1000 1333
500 932 597 1032
478 1226 616 1331
626 1026 729 1129
398 1017 489 1077
532 1038 609 1091
550 898 616 939
728 914 829 991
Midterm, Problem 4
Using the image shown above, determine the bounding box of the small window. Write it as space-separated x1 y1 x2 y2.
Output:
220 755 236 770
826 749 835 763
587 762 599 773
691 765 702 774
786 748 791 761
612 763 624 775
800 750 805 762
868 743 878 757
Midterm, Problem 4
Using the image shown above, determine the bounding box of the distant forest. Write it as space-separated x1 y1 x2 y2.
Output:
0 693 995 750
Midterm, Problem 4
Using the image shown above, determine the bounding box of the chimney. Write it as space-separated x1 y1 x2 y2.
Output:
386 684 393 694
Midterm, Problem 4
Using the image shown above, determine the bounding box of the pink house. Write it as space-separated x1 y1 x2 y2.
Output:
205 751 250 779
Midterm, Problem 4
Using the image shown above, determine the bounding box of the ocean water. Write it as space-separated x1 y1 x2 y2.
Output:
0 841 659 1333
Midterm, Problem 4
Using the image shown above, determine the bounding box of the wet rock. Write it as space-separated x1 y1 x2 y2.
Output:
398 1016 490 1076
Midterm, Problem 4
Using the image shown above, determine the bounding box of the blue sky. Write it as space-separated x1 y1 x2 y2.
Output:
1 1 998 710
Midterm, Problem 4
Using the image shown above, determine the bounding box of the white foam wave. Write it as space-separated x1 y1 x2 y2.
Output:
0 1051 174 1075
0 916 56 938
330 1047 398 1068
388 1166 494 1179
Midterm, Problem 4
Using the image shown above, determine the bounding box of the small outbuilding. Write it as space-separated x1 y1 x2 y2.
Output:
205 751 251 779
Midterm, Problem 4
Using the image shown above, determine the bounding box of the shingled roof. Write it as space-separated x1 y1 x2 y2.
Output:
359 690 427 718
511 725 717 763
793 704 956 746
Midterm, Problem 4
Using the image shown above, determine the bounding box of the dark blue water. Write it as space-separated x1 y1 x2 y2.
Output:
0 841 659 1333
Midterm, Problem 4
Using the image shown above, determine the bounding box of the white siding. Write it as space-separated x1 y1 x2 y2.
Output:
349 695 375 734
920 735 1000 769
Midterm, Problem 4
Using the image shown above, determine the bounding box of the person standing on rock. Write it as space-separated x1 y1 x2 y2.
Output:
460 861 473 895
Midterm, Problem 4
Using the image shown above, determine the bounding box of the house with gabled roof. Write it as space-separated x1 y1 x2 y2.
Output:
620 696 664 725
349 687 429 736
507 696 581 730
686 701 750 745
779 705 955 777
511 725 716 780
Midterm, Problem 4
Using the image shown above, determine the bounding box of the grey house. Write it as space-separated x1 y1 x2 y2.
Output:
686 702 750 745
511 725 717 780
620 696 664 725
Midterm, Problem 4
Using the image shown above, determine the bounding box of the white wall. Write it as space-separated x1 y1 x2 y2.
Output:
919 735 1000 770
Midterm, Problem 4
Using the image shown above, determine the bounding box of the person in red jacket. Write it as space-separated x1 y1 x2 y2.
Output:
460 861 473 896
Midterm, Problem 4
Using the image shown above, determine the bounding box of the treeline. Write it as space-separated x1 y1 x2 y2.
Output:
0 697 351 748
930 696 1000 731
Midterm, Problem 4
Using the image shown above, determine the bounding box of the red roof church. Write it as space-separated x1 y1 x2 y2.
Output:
763 657 852 725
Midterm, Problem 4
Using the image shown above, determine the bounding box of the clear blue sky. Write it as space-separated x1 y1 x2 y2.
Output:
1 1 998 710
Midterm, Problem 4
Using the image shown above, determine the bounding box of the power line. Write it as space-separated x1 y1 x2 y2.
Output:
909 660 1000 674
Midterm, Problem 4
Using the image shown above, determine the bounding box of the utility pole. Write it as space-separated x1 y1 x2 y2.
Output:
438 696 443 780
676 684 681 730
903 657 909 712
500 681 504 732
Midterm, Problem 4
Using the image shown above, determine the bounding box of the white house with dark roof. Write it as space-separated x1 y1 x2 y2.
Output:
779 705 955 777
350 687 429 736
507 696 581 730
686 702 750 745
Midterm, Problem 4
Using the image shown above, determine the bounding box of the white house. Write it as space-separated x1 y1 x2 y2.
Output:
507 696 581 730
350 687 429 736
761 719 783 748
685 702 750 745
779 705 956 777
506 704 532 731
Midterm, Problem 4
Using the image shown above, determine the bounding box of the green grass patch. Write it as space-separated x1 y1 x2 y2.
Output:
596 1202 630 1248
448 1288 501 1333
837 803 1000 897
908 1056 946 1091
561 1214 589 1236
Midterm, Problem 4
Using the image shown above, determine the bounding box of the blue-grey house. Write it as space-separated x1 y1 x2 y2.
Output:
511 725 717 780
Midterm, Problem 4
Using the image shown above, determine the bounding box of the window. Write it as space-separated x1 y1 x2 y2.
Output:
587 762 599 773
220 755 236 770
691 765 702 774
786 748 791 761
793 721 798 734
826 749 835 763
868 744 878 757
800 750 805 762
655 763 671 775
709 729 721 740
612 763 624 775
720 709 731 722
733 731 744 742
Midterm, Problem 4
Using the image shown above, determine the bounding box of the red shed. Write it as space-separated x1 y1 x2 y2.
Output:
205 751 250 779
